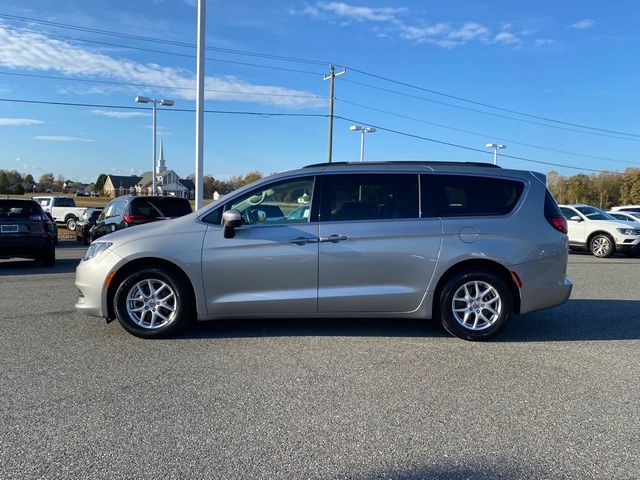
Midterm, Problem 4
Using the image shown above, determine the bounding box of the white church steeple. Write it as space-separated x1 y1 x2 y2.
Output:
157 138 167 173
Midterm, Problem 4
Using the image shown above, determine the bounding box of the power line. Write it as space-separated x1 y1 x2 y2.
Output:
346 67 640 139
0 95 630 174
0 97 329 117
0 71 326 100
336 98 640 167
0 13 331 66
2 12 636 139
339 78 640 142
0 25 325 77
334 116 629 175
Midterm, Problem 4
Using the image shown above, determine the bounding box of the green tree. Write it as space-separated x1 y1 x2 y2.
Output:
39 173 54 191
11 184 25 195
0 171 9 194
94 173 107 195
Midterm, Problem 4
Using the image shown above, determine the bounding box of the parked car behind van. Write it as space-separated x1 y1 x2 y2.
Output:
0 199 56 266
75 162 572 341
559 204 640 257
90 195 192 241
75 208 103 245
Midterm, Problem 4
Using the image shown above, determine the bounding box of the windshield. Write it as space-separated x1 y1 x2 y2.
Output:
575 206 615 221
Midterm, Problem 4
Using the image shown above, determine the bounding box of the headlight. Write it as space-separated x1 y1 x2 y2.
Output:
82 242 113 261
617 228 636 236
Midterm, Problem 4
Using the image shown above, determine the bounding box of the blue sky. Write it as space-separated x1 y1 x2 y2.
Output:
0 0 638 184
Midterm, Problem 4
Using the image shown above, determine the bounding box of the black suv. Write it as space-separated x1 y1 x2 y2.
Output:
91 195 192 241
0 199 56 266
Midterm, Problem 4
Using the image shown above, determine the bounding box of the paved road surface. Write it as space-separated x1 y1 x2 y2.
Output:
1 245 638 479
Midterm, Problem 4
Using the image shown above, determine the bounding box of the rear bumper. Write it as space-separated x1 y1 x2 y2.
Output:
0 236 53 258
519 276 572 314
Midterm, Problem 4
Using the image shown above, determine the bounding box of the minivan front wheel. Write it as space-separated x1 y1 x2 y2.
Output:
114 267 192 338
439 271 512 341
589 234 614 258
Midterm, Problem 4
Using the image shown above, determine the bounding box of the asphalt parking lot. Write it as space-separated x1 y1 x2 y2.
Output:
1 244 638 480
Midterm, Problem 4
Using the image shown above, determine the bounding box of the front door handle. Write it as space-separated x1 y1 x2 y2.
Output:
288 236 319 245
319 234 348 243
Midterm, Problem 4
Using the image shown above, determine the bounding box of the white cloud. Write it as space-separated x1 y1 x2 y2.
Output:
110 167 143 176
316 2 406 22
33 135 94 142
568 19 595 29
293 2 536 49
91 110 150 119
0 24 323 109
493 31 523 46
0 118 44 126
449 22 489 41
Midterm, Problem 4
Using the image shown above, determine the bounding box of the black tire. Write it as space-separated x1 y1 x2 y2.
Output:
589 233 615 258
38 245 56 267
439 270 513 341
114 267 192 338
66 216 78 231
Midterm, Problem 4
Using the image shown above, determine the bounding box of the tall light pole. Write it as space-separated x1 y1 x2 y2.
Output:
135 96 174 195
485 143 506 165
350 125 376 162
194 0 206 210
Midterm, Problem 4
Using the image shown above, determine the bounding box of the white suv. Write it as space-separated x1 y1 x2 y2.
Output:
559 204 640 258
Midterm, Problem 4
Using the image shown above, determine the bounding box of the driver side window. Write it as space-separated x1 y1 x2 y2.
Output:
227 177 315 225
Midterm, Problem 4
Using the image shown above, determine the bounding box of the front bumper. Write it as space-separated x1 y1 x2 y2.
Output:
74 249 122 318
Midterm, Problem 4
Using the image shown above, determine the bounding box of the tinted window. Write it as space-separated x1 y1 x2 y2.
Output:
112 201 126 217
131 198 192 218
559 207 576 219
544 190 562 220
575 206 613 221
436 175 524 217
228 177 314 224
0 201 43 219
202 208 222 225
320 174 419 222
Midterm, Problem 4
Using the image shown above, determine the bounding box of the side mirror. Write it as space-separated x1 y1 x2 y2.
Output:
569 215 582 222
222 209 243 238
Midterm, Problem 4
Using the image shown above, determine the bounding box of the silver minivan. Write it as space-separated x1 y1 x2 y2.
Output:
75 162 572 340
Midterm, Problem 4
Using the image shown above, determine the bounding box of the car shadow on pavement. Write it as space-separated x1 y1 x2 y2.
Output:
178 316 449 340
498 299 640 342
177 299 639 342
0 258 79 275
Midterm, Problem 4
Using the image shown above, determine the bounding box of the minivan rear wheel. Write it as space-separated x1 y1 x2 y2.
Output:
439 271 512 341
589 234 614 258
114 267 192 338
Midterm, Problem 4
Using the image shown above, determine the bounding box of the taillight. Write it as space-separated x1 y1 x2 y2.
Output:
549 216 568 234
123 214 154 225
29 214 48 221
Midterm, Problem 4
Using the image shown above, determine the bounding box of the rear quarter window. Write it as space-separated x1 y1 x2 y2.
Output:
436 175 524 217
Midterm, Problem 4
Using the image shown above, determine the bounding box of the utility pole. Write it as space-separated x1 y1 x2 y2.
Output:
323 64 346 163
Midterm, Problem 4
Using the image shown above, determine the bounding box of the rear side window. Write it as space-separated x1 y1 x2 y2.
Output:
435 175 524 217
131 198 192 218
320 173 419 222
544 190 562 220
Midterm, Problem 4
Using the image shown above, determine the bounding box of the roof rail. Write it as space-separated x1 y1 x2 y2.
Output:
303 161 501 169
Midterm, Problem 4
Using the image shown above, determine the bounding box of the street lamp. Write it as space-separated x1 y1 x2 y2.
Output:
135 96 174 195
485 143 506 165
350 125 376 162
